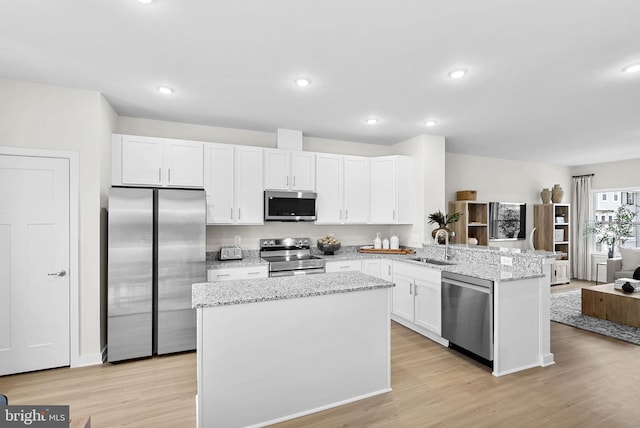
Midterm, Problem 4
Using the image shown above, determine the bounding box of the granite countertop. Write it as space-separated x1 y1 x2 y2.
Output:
193 271 394 308
207 246 545 282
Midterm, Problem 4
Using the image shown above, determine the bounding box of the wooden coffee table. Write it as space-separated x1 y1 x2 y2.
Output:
581 283 640 328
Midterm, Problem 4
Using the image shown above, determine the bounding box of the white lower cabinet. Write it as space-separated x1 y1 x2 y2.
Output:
325 260 362 273
391 261 446 345
361 259 393 281
207 266 268 281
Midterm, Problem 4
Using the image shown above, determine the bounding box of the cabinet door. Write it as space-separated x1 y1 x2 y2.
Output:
380 259 393 282
396 156 414 224
552 260 570 285
325 260 362 273
361 259 382 278
315 154 343 223
369 157 397 223
121 135 164 186
205 144 234 224
392 272 415 321
343 156 369 223
165 140 204 187
235 147 264 224
263 149 290 190
290 152 315 191
414 278 442 335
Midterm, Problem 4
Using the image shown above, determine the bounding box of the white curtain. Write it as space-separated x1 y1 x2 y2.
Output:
571 174 593 280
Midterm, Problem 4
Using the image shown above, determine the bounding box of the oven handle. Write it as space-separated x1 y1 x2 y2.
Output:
442 278 492 294
269 268 325 277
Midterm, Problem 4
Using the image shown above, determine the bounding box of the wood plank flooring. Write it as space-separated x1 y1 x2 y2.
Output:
1 280 638 427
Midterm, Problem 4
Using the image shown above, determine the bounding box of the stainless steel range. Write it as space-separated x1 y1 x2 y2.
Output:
260 237 326 277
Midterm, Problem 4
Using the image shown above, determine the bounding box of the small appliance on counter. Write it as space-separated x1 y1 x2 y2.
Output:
218 246 243 260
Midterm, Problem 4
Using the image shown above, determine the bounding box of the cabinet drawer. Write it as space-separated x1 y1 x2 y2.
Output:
325 260 362 273
207 266 268 281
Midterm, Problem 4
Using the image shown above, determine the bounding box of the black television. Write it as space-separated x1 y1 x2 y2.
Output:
489 202 526 240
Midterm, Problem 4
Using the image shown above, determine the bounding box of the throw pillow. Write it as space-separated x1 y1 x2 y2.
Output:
634 266 640 281
619 247 640 271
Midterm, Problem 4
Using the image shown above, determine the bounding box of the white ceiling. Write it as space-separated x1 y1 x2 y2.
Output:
1 0 639 166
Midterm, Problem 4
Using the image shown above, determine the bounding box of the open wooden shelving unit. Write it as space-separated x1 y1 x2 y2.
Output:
448 201 489 246
534 203 570 284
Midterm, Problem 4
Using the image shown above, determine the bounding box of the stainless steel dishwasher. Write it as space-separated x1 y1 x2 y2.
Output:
441 271 494 361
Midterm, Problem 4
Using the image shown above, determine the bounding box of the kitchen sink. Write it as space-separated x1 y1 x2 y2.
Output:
410 257 457 266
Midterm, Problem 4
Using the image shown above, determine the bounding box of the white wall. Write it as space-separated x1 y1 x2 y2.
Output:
0 78 116 361
445 153 571 249
570 159 640 190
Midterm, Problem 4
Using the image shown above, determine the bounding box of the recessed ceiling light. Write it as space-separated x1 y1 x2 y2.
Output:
622 63 640 73
138 0 154 4
157 86 174 95
365 118 379 125
448 69 467 79
294 77 311 87
424 120 438 127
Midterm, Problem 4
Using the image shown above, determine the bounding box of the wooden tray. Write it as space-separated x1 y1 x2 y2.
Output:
358 247 416 255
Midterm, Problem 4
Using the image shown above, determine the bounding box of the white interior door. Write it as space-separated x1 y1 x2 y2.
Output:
0 155 70 375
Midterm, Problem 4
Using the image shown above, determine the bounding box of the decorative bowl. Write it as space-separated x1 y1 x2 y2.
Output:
317 241 341 255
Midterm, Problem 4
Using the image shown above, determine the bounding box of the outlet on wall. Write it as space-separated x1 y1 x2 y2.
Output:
234 235 241 245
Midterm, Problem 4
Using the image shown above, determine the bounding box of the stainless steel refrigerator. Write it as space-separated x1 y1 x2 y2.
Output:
107 187 206 362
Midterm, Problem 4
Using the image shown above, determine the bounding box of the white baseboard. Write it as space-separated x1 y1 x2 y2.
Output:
71 346 107 368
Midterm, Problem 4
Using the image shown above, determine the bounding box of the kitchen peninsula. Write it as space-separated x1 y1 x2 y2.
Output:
192 271 394 428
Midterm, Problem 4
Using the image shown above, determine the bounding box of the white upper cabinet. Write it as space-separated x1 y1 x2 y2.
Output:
204 143 263 225
343 156 370 223
263 149 315 191
113 134 204 188
369 155 413 224
316 154 369 224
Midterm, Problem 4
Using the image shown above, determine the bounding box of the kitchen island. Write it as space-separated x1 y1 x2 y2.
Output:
192 271 394 428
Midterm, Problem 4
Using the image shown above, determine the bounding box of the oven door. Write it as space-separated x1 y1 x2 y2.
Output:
270 267 325 277
264 190 317 221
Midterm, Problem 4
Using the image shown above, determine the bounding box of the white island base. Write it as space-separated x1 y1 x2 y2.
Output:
196 286 391 428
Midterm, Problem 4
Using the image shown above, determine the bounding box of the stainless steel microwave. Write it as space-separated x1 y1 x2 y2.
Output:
264 190 317 221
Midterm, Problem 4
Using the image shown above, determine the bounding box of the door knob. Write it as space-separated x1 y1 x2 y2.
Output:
48 270 67 277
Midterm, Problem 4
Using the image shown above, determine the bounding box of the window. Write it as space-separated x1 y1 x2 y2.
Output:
592 190 640 255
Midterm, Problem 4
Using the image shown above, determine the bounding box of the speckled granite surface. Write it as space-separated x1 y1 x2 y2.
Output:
193 271 394 308
207 244 548 282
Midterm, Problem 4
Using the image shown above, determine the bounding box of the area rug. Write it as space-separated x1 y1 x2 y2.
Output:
550 289 640 346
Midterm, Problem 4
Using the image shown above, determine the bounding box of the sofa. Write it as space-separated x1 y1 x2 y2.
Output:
606 247 640 283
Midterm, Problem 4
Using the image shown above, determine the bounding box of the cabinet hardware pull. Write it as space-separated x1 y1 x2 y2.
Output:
409 283 413 295
286 176 289 186
339 209 342 219
158 168 161 183
393 209 396 220
217 273 231 277
248 271 260 275
388 265 391 275
168 168 171 183
238 208 241 219
48 270 66 277
345 209 348 219
230 208 233 219
293 176 296 186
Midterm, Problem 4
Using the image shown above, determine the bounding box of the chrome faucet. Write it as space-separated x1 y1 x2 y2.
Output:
434 229 454 260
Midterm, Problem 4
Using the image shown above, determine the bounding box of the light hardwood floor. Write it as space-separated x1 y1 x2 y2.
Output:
1 280 638 428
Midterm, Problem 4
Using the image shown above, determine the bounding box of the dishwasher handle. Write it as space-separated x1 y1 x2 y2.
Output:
442 278 492 294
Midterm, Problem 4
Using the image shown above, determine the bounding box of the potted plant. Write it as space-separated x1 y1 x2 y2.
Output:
427 210 462 244
584 204 636 258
